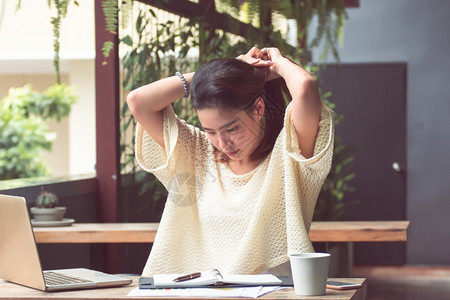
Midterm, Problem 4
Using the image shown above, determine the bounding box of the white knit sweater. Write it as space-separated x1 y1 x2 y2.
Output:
135 102 334 276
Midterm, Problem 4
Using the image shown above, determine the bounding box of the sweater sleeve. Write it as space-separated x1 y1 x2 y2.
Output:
284 102 334 167
134 105 189 187
282 102 335 231
135 105 212 191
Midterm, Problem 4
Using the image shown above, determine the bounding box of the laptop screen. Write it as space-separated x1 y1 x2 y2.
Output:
0 194 47 290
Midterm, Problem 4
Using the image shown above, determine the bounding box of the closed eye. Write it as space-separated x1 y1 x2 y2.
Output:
226 126 238 134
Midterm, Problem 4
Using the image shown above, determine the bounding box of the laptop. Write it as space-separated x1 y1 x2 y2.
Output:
0 194 132 291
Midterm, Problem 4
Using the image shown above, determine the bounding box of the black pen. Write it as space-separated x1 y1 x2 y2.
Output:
173 272 202 282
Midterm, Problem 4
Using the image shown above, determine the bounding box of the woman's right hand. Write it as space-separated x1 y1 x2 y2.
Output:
237 47 286 81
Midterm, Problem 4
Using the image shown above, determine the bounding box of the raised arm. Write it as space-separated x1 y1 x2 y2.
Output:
242 47 322 158
126 72 194 147
273 51 321 159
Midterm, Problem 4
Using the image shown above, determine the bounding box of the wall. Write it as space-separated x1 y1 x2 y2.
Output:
311 0 450 264
0 0 94 56
68 59 96 175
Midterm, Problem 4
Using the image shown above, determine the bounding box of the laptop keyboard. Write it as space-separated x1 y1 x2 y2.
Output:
44 271 93 286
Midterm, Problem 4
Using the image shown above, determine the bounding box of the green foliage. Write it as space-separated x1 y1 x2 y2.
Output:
119 9 199 220
101 0 118 65
217 0 347 62
36 187 59 208
15 1 80 83
120 8 197 157
101 0 133 65
0 109 52 180
313 97 357 221
314 140 356 221
0 84 78 180
102 41 114 57
307 0 347 61
46 0 79 84
39 83 78 121
101 0 118 33
119 0 133 30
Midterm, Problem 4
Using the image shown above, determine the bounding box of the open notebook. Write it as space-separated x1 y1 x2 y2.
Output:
0 194 132 291
139 269 293 289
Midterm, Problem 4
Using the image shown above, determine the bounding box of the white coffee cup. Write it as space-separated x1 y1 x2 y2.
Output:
289 252 331 296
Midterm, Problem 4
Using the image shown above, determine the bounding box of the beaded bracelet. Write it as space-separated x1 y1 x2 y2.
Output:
175 71 189 98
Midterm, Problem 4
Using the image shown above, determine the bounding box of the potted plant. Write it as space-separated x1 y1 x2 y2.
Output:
30 188 66 222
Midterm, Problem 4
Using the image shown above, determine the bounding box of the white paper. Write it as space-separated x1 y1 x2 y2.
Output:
221 274 282 285
127 285 283 298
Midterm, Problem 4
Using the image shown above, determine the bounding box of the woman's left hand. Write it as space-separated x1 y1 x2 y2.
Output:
236 47 273 67
259 47 285 81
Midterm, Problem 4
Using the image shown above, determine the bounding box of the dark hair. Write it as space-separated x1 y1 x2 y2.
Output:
190 58 289 162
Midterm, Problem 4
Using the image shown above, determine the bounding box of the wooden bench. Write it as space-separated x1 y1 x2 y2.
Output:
33 221 408 276
33 221 409 243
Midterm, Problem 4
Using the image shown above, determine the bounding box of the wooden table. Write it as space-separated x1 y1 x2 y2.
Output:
0 277 367 299
33 221 409 243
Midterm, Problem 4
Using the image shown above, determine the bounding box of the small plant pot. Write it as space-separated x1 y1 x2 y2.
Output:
30 207 66 222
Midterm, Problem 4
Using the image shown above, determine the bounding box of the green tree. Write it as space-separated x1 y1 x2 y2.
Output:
0 84 78 180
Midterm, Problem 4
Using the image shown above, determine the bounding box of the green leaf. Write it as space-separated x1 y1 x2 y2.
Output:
121 35 133 46
102 41 114 58
343 173 356 182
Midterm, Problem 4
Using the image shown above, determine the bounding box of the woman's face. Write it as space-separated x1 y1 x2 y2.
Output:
197 104 264 162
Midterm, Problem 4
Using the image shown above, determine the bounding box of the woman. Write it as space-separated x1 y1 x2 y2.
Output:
127 47 334 276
